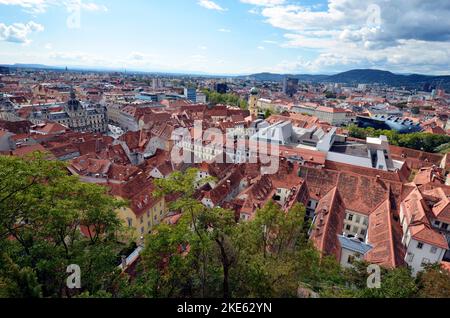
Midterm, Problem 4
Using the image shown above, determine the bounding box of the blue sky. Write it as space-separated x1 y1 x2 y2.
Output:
1 0 450 75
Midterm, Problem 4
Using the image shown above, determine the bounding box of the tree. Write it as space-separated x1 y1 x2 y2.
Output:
132 169 326 298
201 89 248 109
411 106 420 115
0 153 127 298
349 265 417 298
416 264 450 298
0 254 42 298
347 125 450 153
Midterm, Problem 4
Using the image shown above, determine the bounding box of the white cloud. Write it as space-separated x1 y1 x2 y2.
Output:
198 0 226 12
257 46 265 50
253 0 450 74
0 21 44 44
240 0 285 7
78 2 107 12
0 0 108 14
218 28 231 33
0 0 50 13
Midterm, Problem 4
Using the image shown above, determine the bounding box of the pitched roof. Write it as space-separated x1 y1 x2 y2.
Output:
310 187 345 260
12 144 48 157
299 166 398 215
401 186 449 249
409 224 448 249
366 199 405 268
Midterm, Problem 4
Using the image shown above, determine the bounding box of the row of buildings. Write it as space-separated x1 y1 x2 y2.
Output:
1 69 450 277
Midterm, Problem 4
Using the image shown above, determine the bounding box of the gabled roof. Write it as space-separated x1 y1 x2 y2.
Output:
366 199 405 268
310 187 345 260
202 166 244 206
409 224 448 250
401 186 449 249
299 166 398 215
12 144 49 157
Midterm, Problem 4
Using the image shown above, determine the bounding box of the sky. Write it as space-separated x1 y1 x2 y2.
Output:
1 0 450 75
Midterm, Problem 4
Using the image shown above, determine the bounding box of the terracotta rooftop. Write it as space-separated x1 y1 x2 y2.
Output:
401 187 449 249
299 165 402 215
310 187 345 260
366 199 405 268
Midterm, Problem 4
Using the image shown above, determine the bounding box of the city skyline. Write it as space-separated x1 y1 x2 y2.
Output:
1 0 450 75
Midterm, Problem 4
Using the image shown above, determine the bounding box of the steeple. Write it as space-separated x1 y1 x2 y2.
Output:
67 87 80 112
70 87 76 100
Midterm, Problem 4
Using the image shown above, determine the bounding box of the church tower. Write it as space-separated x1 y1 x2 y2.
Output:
67 88 81 113
248 87 259 117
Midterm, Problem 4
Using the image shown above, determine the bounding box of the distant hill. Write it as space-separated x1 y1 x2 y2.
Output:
238 72 328 82
243 69 450 90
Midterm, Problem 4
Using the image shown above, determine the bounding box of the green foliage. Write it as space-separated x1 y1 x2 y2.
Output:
411 106 420 115
0 154 128 298
201 89 248 109
3 157 449 299
325 91 337 99
357 267 417 298
264 109 272 119
0 254 42 298
348 124 450 153
132 170 350 298
435 142 450 154
416 264 450 298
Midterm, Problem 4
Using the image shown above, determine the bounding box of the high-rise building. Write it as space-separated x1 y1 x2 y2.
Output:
283 77 299 97
152 78 162 90
184 87 197 102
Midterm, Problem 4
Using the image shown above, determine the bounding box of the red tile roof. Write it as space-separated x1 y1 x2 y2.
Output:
310 187 345 260
366 199 405 268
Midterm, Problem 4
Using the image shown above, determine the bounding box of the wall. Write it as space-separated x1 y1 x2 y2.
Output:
405 238 446 276
326 151 373 169
116 196 167 244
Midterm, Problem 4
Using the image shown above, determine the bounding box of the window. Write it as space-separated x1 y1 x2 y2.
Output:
421 258 430 266
348 214 353 221
345 224 351 231
147 211 150 218
360 229 366 236
141 227 144 234
442 223 449 230
140 217 144 225
434 220 441 227
127 218 133 228
347 255 356 264
307 201 312 208
355 215 361 224
430 246 438 254
417 242 424 249
363 218 368 226
406 253 414 263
